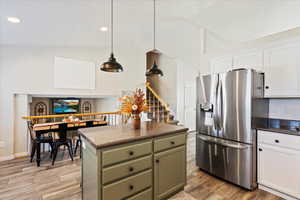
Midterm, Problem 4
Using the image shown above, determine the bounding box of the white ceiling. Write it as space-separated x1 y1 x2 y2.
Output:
1 0 300 47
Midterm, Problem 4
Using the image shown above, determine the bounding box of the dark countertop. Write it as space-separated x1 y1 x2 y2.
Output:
256 127 300 136
256 118 300 136
79 122 189 149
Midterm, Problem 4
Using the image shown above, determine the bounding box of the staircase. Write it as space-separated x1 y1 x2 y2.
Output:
146 82 179 125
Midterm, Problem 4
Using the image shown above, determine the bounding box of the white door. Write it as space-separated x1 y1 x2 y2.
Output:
264 44 300 97
258 144 300 199
184 84 196 132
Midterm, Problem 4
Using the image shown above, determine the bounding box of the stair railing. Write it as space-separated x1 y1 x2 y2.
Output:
146 82 170 122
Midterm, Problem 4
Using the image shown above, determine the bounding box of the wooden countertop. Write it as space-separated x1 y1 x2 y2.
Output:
79 122 189 149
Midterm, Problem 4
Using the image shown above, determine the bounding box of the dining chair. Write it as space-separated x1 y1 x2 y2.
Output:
52 123 74 165
73 133 82 158
27 121 54 163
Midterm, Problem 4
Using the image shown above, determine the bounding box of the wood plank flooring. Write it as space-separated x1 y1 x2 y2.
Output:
0 132 282 200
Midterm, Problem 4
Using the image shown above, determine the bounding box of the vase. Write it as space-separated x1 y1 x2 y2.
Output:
132 114 141 129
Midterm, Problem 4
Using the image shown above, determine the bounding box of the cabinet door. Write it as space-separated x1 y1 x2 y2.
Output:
233 50 263 72
210 56 233 74
264 44 300 97
154 146 186 200
258 144 300 198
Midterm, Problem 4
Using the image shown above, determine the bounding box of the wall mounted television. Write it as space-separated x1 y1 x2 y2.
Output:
53 99 80 114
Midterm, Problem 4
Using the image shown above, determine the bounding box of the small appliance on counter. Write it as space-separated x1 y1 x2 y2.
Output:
196 68 269 190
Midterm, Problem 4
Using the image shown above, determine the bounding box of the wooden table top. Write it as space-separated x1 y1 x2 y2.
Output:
33 119 107 131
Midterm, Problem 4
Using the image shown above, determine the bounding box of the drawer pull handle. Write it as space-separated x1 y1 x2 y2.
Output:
275 140 279 143
129 185 134 190
156 159 160 163
170 141 175 145
259 148 263 152
129 167 134 172
129 151 134 156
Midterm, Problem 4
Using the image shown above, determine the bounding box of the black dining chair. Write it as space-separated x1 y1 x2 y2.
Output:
74 134 82 158
27 121 54 163
52 123 74 165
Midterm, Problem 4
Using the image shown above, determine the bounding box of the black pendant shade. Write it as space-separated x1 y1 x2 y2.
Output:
146 61 163 76
100 0 123 73
101 53 123 72
146 0 163 77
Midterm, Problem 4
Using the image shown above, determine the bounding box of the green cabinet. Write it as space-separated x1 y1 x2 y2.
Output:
82 138 101 200
154 146 186 200
82 132 187 200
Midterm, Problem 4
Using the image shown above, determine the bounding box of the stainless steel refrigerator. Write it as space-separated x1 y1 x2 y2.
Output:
196 68 269 190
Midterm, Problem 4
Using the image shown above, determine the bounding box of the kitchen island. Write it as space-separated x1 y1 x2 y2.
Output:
79 122 188 200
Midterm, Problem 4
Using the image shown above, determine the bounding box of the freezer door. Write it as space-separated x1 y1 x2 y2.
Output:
218 69 253 144
196 134 256 190
196 74 219 137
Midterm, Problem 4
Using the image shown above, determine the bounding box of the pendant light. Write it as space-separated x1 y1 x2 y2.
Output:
101 0 123 72
146 0 163 77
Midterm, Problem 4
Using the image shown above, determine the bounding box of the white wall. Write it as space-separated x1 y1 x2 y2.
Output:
0 44 146 158
269 99 300 120
95 97 119 113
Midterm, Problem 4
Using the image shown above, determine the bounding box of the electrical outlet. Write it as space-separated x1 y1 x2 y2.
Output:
0 141 5 148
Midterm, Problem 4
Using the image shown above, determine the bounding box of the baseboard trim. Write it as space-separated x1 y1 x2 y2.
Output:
14 152 29 158
0 155 15 162
259 184 299 200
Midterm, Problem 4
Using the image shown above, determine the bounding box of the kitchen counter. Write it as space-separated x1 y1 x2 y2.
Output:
256 118 300 136
79 121 189 148
256 127 300 136
80 122 188 200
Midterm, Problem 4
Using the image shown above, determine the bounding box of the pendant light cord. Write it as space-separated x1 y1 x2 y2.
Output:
111 0 114 54
153 0 156 50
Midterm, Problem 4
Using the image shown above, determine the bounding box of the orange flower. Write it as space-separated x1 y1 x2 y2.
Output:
119 88 148 115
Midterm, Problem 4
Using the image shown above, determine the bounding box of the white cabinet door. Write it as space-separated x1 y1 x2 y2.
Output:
258 144 300 199
210 56 233 74
264 44 300 97
233 50 264 72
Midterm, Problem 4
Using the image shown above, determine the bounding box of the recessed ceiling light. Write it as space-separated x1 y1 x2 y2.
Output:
100 26 108 32
7 17 21 23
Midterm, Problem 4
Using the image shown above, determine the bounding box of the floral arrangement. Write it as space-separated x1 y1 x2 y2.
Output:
119 88 148 116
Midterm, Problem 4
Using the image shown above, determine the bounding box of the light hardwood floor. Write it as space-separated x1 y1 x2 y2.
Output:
0 133 282 200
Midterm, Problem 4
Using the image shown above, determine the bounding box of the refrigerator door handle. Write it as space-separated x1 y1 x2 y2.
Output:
221 142 248 150
216 79 223 130
197 135 248 150
213 77 220 130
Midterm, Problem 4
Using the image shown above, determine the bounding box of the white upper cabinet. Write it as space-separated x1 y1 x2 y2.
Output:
264 44 300 97
210 40 300 97
210 56 233 74
233 50 264 72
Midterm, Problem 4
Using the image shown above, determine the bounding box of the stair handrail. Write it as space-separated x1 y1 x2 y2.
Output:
146 82 170 111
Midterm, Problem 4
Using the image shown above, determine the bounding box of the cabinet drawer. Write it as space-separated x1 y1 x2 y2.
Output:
102 141 152 167
103 155 152 184
154 133 186 153
126 188 152 200
102 170 152 200
258 130 300 151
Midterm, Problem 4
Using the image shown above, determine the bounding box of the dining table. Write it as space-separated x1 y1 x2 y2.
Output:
33 119 108 166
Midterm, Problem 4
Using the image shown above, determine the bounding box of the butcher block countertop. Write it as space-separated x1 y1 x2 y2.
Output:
79 122 189 149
